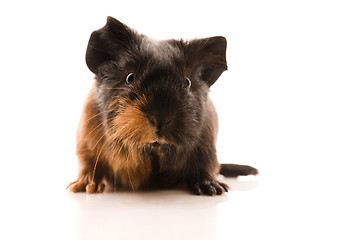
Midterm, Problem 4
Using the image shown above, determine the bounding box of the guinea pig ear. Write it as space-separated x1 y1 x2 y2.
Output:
86 16 135 74
185 36 227 87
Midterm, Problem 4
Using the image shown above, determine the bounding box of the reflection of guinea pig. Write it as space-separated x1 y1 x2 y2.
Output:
67 16 258 195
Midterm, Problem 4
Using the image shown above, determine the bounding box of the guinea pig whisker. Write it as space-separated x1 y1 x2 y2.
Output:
126 160 135 192
91 125 117 151
113 170 117 192
80 116 117 146
117 140 135 192
79 100 120 146
91 127 117 185
81 109 116 125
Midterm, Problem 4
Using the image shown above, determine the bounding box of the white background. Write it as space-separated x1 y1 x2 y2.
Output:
0 0 360 239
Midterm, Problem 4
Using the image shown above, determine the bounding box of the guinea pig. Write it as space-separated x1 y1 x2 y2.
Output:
67 16 258 195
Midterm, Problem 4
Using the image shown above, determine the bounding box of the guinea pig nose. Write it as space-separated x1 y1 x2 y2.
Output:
157 119 174 138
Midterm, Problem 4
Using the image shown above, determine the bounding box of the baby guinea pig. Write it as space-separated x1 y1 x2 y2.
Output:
67 16 258 195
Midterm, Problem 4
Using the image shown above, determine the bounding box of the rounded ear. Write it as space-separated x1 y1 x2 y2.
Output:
185 36 227 87
85 16 135 74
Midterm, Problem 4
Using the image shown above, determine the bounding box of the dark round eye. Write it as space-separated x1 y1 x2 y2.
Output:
126 73 135 85
186 77 191 89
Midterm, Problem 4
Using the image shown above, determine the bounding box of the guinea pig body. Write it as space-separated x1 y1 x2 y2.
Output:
67 17 258 195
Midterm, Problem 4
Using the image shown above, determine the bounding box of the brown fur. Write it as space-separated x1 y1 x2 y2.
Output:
68 86 155 192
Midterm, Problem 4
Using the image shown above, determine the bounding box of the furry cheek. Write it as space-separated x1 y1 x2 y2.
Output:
113 97 156 147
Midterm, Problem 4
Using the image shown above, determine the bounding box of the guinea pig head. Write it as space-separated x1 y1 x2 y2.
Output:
86 17 227 150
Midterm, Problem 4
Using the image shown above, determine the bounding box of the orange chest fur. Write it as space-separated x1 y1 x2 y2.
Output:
77 89 154 190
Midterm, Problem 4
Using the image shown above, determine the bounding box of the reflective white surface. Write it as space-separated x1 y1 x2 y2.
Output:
2 172 361 240
1 0 361 239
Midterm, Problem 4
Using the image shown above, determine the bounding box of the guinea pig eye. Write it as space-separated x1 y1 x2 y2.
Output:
126 73 135 85
186 77 191 89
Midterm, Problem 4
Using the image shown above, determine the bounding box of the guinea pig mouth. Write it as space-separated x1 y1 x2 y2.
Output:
151 141 161 147
149 138 172 147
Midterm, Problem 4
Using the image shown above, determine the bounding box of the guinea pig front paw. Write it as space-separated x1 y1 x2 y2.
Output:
67 179 105 193
191 179 229 196
85 182 105 193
